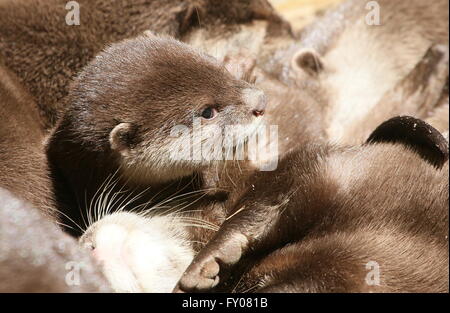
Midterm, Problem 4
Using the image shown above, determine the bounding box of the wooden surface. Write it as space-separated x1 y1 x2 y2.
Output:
269 0 344 31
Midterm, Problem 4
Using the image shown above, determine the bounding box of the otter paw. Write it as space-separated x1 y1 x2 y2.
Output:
174 233 248 293
174 256 221 292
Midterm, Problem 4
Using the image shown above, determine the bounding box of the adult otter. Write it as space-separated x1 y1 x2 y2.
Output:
46 34 267 236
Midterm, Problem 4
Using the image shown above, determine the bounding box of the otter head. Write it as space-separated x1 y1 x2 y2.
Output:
66 35 267 183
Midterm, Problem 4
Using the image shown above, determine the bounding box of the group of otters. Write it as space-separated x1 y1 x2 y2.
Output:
0 0 449 293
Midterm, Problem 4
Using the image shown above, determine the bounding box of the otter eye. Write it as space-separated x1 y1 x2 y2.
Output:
201 107 217 120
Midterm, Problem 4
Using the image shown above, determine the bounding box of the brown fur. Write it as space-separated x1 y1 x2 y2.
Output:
0 0 287 128
174 45 450 293
185 28 450 262
197 36 449 207
0 60 56 219
0 188 111 293
176 122 449 293
184 0 448 146
2 0 446 292
46 35 266 236
189 77 327 252
344 44 449 144
286 0 449 144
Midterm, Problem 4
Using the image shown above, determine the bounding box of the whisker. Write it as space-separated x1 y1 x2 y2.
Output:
232 273 247 293
172 216 220 231
177 222 219 232
54 208 85 233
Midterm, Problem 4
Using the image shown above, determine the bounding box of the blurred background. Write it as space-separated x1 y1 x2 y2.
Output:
269 0 344 31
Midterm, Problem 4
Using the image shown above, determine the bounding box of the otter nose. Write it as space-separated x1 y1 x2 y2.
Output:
242 88 267 118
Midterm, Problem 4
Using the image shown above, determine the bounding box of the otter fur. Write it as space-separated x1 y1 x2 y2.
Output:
0 0 287 128
283 0 449 144
0 59 56 219
0 188 111 293
175 115 449 293
46 34 267 236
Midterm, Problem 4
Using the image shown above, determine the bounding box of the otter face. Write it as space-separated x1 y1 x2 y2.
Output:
80 212 194 293
70 35 267 183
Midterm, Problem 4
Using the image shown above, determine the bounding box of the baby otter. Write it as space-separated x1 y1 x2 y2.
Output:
76 39 449 293
175 116 449 293
46 34 267 235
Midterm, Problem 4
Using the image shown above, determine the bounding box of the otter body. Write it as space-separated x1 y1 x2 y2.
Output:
175 116 449 293
0 188 111 293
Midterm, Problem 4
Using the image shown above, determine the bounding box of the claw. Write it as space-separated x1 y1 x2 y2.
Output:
173 232 249 292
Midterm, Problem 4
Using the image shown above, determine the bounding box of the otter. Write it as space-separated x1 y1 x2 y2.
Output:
74 65 329 292
46 34 267 236
279 0 449 144
0 59 56 219
169 36 449 292
0 0 288 128
0 187 111 293
174 115 449 293
206 42 448 177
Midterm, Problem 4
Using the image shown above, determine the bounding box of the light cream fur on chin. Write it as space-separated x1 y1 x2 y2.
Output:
80 212 194 293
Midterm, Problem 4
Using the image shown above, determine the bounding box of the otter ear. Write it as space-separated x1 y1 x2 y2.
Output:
367 116 449 168
109 123 137 157
292 49 324 76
